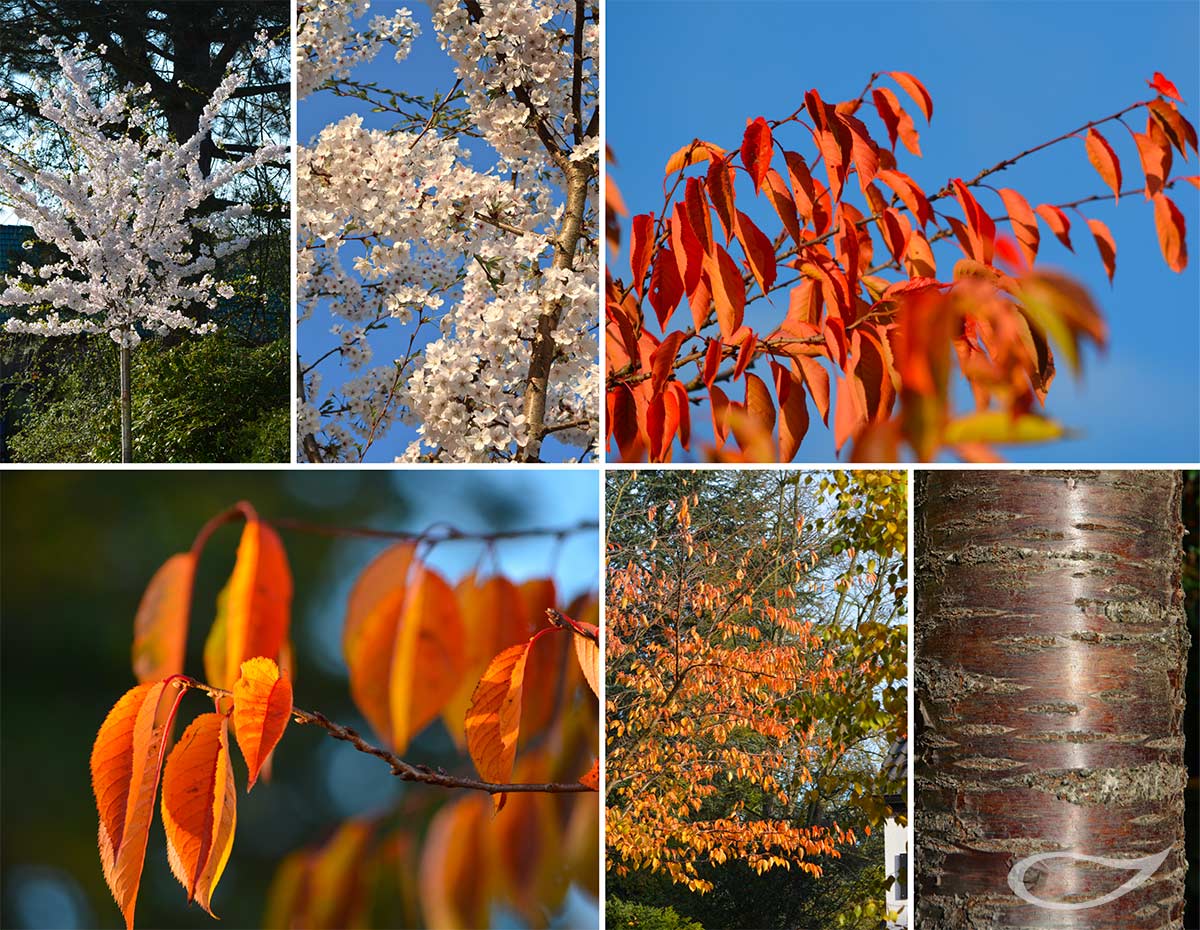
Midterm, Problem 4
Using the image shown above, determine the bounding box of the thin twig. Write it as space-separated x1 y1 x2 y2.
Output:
177 677 593 796
266 515 599 543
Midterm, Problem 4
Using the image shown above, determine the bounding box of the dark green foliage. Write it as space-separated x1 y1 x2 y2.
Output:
2 331 288 462
607 897 705 930
609 831 889 930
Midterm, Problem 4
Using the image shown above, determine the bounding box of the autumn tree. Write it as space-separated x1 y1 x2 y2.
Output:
916 471 1187 928
606 469 906 927
89 501 599 929
605 71 1196 462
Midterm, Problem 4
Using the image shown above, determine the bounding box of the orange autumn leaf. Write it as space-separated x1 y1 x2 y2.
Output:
493 758 566 915
269 819 375 930
1084 128 1122 203
343 543 465 752
579 758 599 790
92 680 179 930
889 71 933 122
572 623 600 699
464 637 539 811
131 553 195 684
232 657 293 790
514 580 564 738
706 242 746 339
1035 202 1074 252
442 573 529 746
1086 217 1117 284
160 713 237 917
1152 192 1188 271
419 796 497 930
205 515 292 690
996 188 1040 268
663 139 726 176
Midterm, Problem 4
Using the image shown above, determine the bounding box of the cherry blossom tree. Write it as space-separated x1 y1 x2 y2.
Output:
297 0 598 463
0 39 286 462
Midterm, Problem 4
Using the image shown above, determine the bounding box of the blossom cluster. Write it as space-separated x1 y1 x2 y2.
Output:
296 0 419 99
0 40 287 348
297 0 598 462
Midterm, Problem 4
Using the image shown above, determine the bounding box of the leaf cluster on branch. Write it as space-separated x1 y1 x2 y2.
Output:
605 70 1196 462
92 501 600 929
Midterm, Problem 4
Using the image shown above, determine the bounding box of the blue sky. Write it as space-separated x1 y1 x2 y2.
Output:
607 0 1200 462
299 2 581 462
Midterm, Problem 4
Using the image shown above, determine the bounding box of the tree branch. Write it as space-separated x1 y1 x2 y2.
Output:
177 677 593 795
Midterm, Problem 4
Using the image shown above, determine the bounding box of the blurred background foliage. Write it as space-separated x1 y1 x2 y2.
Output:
0 469 600 929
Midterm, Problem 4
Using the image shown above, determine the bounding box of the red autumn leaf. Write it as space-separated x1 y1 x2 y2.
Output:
735 210 778 294
1035 203 1074 252
1152 192 1188 272
951 178 995 263
1086 217 1117 284
1084 128 1122 203
1148 99 1198 160
684 177 713 251
579 759 599 790
762 168 802 246
710 384 731 445
630 213 655 297
706 243 746 339
703 338 722 387
706 156 737 243
743 372 776 437
1132 119 1173 198
1148 71 1184 104
889 71 933 122
876 168 932 227
132 552 196 684
670 201 705 295
648 247 684 332
871 87 921 157
668 381 692 450
160 713 237 917
648 388 676 460
651 331 687 397
794 356 831 425
997 188 1041 268
833 373 865 454
610 384 643 461
465 636 540 811
741 117 773 193
232 656 293 791
877 208 911 264
732 331 758 382
92 680 179 930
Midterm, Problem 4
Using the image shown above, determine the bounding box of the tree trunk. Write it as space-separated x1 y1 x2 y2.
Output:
118 341 132 463
916 471 1187 930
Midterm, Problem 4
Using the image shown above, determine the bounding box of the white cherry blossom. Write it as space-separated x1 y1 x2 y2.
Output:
297 0 598 463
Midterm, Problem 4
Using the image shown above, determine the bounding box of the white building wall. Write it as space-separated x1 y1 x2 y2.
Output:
884 815 908 929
